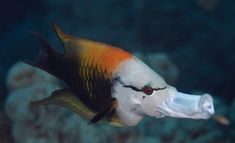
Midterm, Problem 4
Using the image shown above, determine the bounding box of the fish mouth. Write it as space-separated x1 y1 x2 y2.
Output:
154 110 166 118
155 91 215 119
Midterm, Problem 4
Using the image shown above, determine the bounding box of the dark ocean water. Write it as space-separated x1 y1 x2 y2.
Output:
0 0 234 143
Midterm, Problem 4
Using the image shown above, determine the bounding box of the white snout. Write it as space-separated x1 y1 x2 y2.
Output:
155 90 215 119
197 94 215 119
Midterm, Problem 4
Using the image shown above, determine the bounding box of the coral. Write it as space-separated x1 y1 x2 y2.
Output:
4 62 74 143
6 62 58 91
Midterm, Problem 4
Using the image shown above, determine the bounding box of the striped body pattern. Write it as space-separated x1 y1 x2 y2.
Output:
65 55 113 112
59 37 132 113
28 25 134 125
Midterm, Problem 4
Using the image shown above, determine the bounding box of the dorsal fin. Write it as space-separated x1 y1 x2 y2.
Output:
53 23 75 49
53 24 133 74
53 24 88 56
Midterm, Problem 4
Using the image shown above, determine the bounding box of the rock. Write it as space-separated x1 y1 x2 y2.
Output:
4 62 75 143
6 62 59 91
0 110 13 143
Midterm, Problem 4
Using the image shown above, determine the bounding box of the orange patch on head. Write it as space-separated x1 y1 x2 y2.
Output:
78 39 132 76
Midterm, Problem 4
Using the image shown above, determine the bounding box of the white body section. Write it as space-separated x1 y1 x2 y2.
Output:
112 57 214 126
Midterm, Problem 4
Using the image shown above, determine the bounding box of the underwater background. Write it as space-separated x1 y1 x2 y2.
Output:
0 0 234 143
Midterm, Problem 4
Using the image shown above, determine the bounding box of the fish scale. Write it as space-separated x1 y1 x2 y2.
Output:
26 25 129 125
63 56 113 112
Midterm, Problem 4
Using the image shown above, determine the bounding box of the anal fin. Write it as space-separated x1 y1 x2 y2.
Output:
31 89 122 125
89 99 117 124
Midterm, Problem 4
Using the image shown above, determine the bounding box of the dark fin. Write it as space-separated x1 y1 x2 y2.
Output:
31 88 95 119
53 23 113 57
89 99 117 124
25 32 57 75
53 23 74 49
53 23 79 56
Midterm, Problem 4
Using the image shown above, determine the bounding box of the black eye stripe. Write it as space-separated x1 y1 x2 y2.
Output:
123 85 167 92
153 87 167 91
123 85 142 92
115 77 167 94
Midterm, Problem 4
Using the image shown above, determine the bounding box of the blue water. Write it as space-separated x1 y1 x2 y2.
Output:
0 0 234 143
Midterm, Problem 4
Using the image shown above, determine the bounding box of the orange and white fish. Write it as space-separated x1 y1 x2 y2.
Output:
26 25 215 126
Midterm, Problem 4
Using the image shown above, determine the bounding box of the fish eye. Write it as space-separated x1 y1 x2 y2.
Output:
142 85 154 95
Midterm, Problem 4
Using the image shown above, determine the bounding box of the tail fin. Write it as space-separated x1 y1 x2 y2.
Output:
24 32 57 75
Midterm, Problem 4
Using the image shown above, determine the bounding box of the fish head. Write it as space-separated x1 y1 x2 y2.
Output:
113 57 214 126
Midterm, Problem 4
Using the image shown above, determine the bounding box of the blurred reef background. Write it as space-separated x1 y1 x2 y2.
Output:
0 0 235 143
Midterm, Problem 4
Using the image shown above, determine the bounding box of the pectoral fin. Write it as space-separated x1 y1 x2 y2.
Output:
31 88 95 119
89 99 117 124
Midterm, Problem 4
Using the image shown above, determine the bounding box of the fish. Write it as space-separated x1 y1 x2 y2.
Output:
212 114 230 126
26 24 215 126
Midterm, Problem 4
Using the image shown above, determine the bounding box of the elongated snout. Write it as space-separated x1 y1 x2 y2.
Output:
197 94 215 119
158 90 215 119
